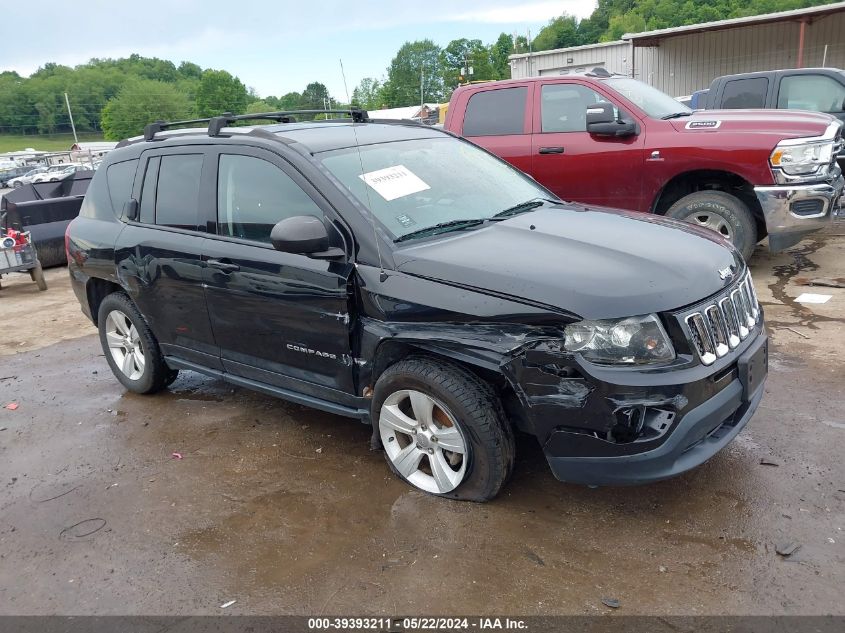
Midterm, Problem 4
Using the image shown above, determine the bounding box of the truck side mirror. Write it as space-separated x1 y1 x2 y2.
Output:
586 102 637 138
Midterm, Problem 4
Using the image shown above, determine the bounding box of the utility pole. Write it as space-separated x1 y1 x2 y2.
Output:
64 92 78 145
527 29 533 76
459 52 474 85
420 66 425 113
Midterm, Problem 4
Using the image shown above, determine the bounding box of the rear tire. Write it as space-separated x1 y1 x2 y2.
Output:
665 191 757 260
97 292 177 394
372 357 515 502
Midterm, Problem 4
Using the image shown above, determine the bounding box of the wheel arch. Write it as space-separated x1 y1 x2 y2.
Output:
86 277 124 326
368 338 526 431
651 169 767 238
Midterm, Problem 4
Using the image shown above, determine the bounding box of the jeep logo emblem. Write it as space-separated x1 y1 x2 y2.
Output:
718 266 733 281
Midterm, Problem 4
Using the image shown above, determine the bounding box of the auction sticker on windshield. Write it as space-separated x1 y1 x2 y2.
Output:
359 165 430 201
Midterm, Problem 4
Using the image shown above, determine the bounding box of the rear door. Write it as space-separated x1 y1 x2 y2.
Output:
775 72 845 124
201 146 357 403
530 80 645 208
717 76 770 109
115 147 222 370
457 84 534 174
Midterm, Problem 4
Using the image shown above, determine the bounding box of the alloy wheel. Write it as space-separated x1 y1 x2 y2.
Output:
379 389 469 494
104 310 145 380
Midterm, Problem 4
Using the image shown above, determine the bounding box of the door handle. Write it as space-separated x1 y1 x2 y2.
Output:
538 146 565 154
206 259 240 273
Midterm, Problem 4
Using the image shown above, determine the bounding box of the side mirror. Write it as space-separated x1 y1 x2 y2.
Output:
123 199 139 221
586 102 637 137
271 215 331 255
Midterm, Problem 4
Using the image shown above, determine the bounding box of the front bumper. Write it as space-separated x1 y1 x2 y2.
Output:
538 329 767 486
754 170 844 252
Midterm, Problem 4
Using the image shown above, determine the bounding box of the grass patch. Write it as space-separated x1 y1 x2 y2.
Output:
0 133 106 154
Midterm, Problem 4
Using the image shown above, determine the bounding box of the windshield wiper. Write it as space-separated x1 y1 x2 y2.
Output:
394 219 488 243
661 111 692 120
492 198 555 219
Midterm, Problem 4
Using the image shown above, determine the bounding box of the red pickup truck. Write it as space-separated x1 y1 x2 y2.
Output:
444 70 844 259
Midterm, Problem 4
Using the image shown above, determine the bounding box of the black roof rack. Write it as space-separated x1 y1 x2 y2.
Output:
138 108 373 143
207 109 370 136
143 117 214 141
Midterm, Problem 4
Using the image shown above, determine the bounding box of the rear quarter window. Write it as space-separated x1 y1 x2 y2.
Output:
721 77 768 109
106 159 138 216
462 87 527 136
154 154 204 230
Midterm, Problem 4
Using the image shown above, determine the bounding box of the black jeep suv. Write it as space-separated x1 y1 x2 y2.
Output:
66 110 768 501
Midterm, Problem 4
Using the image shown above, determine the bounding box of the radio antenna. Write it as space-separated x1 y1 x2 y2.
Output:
339 58 386 280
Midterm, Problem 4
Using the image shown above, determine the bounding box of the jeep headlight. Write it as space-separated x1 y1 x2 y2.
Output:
770 140 835 176
564 314 675 365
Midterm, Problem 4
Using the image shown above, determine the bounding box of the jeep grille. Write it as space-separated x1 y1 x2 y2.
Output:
684 272 760 366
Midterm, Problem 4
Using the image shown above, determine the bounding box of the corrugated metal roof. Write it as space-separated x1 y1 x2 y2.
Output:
509 39 626 60
623 1 845 44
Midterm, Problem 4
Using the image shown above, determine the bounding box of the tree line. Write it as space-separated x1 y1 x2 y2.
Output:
0 0 831 141
526 0 829 51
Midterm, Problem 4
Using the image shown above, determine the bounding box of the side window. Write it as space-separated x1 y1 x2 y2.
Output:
155 155 204 230
217 154 322 243
106 159 138 216
541 84 604 133
777 75 845 113
138 157 160 224
721 78 768 109
462 87 527 136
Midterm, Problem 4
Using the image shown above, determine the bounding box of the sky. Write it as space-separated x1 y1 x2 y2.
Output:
1 0 597 99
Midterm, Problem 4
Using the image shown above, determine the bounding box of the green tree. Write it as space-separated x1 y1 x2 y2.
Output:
603 12 648 41
299 82 331 110
279 92 302 110
100 79 192 140
177 61 203 80
490 33 514 79
532 14 583 51
440 39 494 91
351 77 384 110
383 40 444 107
195 69 249 116
245 100 273 113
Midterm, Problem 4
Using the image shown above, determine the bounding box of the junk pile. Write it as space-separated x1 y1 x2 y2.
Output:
1 170 92 267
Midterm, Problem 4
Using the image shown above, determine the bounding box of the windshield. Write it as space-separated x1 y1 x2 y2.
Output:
604 77 692 119
319 137 553 241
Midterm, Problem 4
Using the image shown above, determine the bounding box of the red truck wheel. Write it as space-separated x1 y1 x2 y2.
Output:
665 191 757 260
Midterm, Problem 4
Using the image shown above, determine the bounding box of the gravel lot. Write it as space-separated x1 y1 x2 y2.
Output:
0 219 843 615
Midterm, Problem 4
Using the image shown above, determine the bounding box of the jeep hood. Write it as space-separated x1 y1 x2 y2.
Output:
670 108 838 140
392 205 743 320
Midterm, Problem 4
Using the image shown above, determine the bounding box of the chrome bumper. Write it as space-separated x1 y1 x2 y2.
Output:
754 170 844 252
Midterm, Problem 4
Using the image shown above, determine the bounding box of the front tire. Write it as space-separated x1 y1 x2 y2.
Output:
373 357 515 502
97 292 178 394
665 191 758 260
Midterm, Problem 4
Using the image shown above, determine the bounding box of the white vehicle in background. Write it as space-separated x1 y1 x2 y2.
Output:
6 166 50 188
30 164 81 183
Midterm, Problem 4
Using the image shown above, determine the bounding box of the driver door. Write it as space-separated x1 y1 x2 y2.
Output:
201 147 357 401
531 80 645 209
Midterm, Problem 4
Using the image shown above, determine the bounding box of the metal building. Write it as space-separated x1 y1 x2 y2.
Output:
509 1 845 97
